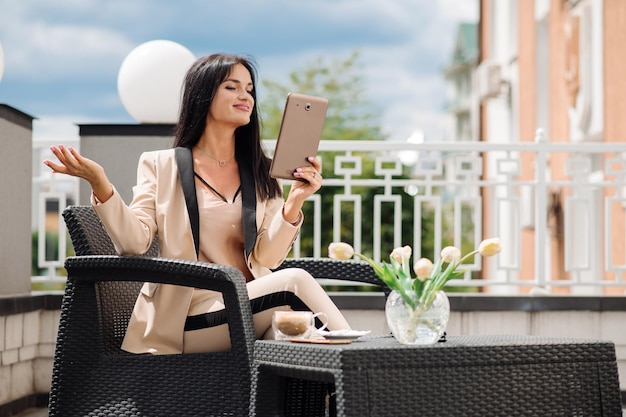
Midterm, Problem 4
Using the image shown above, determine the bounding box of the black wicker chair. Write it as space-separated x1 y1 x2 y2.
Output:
49 206 256 416
51 205 385 417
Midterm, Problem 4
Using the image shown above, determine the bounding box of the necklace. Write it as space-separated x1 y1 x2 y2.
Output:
196 146 235 167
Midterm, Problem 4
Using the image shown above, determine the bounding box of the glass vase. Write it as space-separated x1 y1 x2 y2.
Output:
385 290 450 345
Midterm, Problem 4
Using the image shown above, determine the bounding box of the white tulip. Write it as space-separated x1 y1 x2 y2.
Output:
479 238 501 257
328 242 355 260
441 246 461 263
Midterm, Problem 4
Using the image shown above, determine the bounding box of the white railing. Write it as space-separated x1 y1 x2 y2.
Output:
31 139 79 285
32 133 626 295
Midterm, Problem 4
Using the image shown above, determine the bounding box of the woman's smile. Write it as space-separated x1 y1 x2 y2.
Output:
234 103 250 112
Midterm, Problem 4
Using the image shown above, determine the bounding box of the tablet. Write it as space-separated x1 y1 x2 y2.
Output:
269 92 328 180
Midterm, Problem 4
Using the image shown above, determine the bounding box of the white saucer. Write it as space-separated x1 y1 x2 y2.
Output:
317 329 371 341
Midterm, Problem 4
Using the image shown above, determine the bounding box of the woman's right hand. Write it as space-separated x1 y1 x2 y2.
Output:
44 145 114 203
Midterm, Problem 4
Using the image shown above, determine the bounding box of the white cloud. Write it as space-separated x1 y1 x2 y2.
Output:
438 0 479 22
0 0 479 143
3 23 134 79
382 105 448 143
0 0 139 79
312 0 416 27
32 116 80 143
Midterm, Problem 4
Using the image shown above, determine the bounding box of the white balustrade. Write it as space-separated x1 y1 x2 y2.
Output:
32 136 626 295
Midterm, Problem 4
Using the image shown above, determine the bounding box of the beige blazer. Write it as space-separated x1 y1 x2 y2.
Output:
92 148 301 354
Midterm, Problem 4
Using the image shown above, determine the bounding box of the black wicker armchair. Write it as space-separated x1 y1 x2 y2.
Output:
49 205 256 416
51 205 385 417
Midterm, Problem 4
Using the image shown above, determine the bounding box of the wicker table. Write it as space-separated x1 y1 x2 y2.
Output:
253 334 622 417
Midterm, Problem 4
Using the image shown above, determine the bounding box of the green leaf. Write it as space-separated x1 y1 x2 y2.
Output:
389 258 404 278
402 257 411 277
412 278 425 294
430 257 444 279
432 261 457 291
380 264 403 292
355 254 385 276
450 269 466 278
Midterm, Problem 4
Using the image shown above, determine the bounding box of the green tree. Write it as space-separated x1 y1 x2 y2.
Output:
260 51 476 292
260 52 421 260
260 51 385 142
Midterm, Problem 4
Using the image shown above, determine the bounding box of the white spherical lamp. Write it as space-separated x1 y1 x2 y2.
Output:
0 42 5 83
117 40 196 123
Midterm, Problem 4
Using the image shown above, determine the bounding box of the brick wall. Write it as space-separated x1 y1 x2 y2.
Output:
0 296 60 414
1 294 625 414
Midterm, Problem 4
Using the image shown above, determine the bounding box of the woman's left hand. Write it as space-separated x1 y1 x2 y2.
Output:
290 156 322 197
282 156 322 222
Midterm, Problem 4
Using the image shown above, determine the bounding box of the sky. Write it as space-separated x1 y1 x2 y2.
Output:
0 0 478 143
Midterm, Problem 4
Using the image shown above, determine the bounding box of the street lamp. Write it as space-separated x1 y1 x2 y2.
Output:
117 40 196 124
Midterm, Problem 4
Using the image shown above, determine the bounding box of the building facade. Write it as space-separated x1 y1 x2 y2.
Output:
478 0 626 294
444 22 479 142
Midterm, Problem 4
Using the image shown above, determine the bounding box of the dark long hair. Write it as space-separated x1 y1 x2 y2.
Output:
173 53 281 201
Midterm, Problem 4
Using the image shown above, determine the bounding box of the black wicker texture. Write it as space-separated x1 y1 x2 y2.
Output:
274 252 389 415
62 204 155 354
50 206 256 417
254 335 623 417
277 257 384 288
62 204 159 257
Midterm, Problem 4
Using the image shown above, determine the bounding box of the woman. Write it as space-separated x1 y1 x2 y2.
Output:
45 53 351 354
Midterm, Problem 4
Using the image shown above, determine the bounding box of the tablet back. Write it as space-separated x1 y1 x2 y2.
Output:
269 93 328 180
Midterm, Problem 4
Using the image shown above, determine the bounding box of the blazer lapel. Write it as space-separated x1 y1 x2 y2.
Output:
238 159 257 259
175 147 200 258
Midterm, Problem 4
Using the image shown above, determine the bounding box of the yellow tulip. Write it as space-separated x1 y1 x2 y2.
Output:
328 242 355 260
413 258 433 280
479 238 501 257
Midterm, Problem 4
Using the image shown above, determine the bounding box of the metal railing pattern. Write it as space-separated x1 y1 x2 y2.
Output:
32 139 79 284
32 133 626 294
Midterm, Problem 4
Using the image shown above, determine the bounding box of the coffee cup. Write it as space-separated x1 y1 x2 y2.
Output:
272 310 328 340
